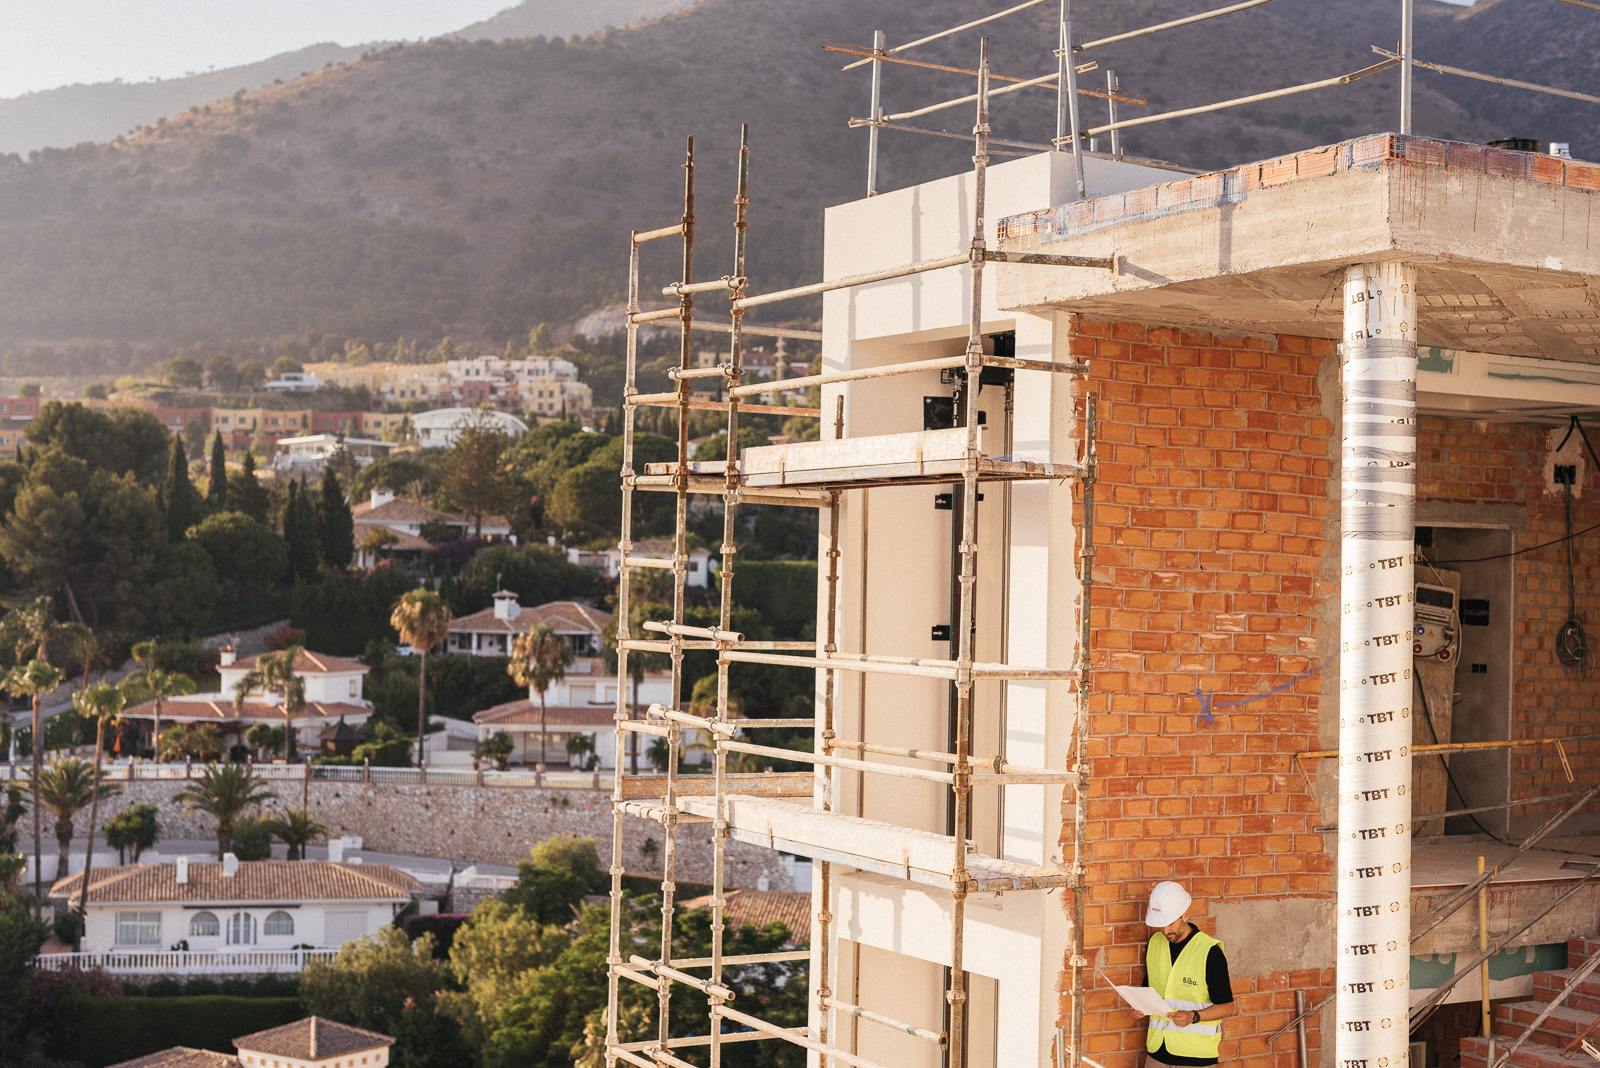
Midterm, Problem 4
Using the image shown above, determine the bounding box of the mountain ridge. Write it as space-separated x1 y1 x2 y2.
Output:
0 0 1591 363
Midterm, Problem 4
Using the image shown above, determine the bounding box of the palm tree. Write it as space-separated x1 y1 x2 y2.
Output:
60 622 98 697
122 667 196 761
5 659 63 905
509 625 574 767
268 807 327 861
232 648 306 761
603 610 667 776
72 683 124 921
35 758 118 886
189 724 225 763
173 764 277 859
104 803 159 864
156 725 189 762
390 589 453 767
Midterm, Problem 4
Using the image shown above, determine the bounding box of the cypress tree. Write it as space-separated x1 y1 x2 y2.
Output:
230 450 270 524
316 468 354 570
284 480 318 582
163 436 196 541
208 431 228 511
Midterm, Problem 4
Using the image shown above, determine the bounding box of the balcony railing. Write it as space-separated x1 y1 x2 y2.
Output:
36 947 340 974
0 761 613 790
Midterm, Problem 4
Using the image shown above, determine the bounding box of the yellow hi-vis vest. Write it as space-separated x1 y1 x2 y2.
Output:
1145 929 1225 1060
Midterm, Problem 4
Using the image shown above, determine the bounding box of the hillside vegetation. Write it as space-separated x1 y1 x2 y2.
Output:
0 0 1591 359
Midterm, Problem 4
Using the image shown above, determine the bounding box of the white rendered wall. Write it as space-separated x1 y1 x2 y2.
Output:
811 152 1155 1066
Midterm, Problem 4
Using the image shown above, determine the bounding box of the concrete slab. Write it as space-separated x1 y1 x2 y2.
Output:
994 134 1600 363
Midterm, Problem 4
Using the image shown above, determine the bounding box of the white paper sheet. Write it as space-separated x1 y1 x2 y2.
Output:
1097 970 1175 1017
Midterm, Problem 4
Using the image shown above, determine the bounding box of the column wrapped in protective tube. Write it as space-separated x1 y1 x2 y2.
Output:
1336 261 1417 1068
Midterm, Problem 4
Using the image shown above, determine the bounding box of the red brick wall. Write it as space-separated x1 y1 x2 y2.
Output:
1062 315 1337 1068
1058 317 1600 1068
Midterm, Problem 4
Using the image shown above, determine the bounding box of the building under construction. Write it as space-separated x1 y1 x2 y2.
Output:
601 4 1600 1068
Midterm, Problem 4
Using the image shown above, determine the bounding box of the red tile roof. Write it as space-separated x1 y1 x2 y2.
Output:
472 700 617 727
677 889 811 944
229 651 368 674
121 698 371 725
450 599 612 635
234 1017 394 1059
109 1049 237 1068
49 860 419 905
352 497 508 530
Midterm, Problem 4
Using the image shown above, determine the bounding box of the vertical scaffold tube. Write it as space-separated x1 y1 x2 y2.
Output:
867 30 884 197
1336 261 1417 1068
1069 392 1097 1068
606 228 644 1068
658 134 695 1056
1058 3 1087 201
817 487 842 1068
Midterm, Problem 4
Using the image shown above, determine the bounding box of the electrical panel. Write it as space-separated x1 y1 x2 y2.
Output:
1414 583 1457 660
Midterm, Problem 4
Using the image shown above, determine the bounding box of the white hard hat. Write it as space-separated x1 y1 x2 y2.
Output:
1145 881 1192 927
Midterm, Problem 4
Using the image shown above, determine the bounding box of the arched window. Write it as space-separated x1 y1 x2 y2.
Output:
263 911 294 937
189 911 220 937
227 911 256 945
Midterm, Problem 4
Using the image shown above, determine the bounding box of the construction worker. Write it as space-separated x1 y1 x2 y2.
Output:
1133 881 1237 1067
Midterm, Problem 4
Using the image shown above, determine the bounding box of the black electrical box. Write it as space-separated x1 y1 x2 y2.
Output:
924 396 956 431
1461 599 1491 626
931 624 952 642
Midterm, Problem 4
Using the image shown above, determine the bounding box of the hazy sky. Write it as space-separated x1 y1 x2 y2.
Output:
0 0 513 100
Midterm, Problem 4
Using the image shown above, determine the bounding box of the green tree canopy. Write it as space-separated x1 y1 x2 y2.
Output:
104 803 160 864
163 435 198 541
189 510 288 611
301 926 441 1035
440 900 569 1049
208 431 228 510
24 401 169 484
317 469 354 570
173 764 277 858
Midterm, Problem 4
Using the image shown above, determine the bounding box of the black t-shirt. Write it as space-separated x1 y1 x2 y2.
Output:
1142 924 1235 1067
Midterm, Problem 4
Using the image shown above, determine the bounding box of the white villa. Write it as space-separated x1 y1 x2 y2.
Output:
120 648 373 754
271 434 393 475
411 406 528 448
49 857 418 954
351 488 513 566
112 1017 393 1068
463 595 673 767
261 371 325 392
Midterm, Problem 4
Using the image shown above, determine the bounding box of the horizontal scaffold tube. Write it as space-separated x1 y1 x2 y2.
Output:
644 620 744 643
714 1004 896 1068
824 738 1079 783
630 955 735 1001
732 253 968 310
724 648 1077 681
1077 0 1277 50
645 1046 699 1068
729 354 963 398
619 720 674 738
673 950 812 968
613 1047 656 1068
668 366 730 380
620 639 817 654
688 320 824 342
616 1029 797 1052
622 555 675 570
662 276 740 296
630 307 682 324
626 393 821 418
615 963 662 990
822 995 946 1045
647 705 735 736
633 223 684 244
719 739 956 785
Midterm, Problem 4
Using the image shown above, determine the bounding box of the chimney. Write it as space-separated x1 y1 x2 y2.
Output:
218 645 236 668
222 852 239 877
371 486 394 509
492 590 520 622
175 856 188 884
328 838 344 863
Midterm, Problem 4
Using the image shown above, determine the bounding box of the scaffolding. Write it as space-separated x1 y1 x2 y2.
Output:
605 40 1103 1068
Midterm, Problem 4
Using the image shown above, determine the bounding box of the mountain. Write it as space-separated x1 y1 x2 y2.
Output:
453 0 701 41
0 43 375 158
0 0 1585 363
0 0 701 158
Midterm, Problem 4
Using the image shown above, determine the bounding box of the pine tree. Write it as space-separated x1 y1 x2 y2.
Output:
208 431 228 512
316 468 354 571
283 481 318 582
164 436 196 541
229 451 270 524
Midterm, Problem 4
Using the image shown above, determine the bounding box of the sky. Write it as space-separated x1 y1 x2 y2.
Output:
0 0 513 100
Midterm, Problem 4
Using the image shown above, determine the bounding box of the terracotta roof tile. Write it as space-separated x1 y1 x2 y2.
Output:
449 600 612 635
677 889 811 944
49 860 419 905
234 1017 394 1059
352 498 509 530
229 651 369 675
110 1049 238 1068
471 701 617 727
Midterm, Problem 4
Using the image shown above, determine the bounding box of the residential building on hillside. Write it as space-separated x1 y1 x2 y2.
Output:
411 407 528 447
155 406 209 434
109 1016 394 1068
309 410 363 435
271 434 393 476
262 371 325 392
351 488 513 567
599 539 717 588
447 593 609 658
49 858 418 953
120 647 372 752
356 411 409 440
465 594 671 767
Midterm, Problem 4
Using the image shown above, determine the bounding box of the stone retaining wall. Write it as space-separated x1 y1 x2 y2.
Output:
60 779 791 890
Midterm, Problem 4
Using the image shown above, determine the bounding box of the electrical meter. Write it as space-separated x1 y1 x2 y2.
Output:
1414 583 1456 660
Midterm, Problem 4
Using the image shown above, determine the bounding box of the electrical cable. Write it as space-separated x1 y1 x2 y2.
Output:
1557 476 1592 674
